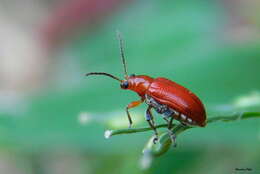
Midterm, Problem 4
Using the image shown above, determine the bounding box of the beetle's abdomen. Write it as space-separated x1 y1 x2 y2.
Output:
146 78 206 127
145 94 198 126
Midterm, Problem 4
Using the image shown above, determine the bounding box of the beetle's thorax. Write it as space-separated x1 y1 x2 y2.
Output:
126 75 154 97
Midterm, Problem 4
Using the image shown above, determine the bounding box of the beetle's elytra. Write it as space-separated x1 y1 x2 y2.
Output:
86 32 206 145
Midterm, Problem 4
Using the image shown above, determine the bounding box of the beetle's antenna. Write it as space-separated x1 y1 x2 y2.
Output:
116 31 128 78
86 72 122 82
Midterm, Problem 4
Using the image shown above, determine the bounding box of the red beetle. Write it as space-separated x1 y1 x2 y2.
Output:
86 32 206 145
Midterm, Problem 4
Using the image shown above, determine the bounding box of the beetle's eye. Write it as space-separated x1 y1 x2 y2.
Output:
129 74 135 77
120 81 129 89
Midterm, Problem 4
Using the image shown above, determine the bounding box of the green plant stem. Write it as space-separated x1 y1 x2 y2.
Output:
107 112 260 137
105 111 260 157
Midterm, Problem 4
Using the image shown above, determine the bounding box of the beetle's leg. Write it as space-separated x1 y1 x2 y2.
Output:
163 117 169 124
146 106 159 144
181 122 188 127
167 116 177 147
168 116 174 129
126 100 143 128
147 108 156 125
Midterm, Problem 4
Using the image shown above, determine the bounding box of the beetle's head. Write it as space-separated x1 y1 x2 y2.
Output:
120 74 135 89
120 74 153 97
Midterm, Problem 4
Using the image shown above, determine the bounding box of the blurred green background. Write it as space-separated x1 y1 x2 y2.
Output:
0 0 259 173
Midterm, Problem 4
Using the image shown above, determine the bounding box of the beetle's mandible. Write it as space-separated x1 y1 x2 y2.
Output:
86 32 206 145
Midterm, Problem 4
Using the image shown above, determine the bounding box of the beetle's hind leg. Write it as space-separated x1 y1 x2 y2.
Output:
146 106 158 144
167 116 177 147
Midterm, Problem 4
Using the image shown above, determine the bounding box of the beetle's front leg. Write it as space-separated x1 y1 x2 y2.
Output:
146 106 159 144
126 99 143 128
